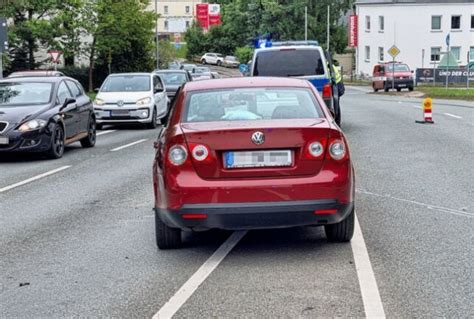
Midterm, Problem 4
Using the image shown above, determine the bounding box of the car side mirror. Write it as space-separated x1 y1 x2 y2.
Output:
411 70 414 73
59 97 76 111
154 87 164 93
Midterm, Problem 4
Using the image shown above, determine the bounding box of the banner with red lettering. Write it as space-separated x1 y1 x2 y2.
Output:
348 15 358 48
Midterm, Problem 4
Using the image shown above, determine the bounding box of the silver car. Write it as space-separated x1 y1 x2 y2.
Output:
93 73 168 129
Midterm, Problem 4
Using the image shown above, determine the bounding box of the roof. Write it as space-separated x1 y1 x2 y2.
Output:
183 77 312 92
156 70 188 74
356 0 473 4
255 45 323 53
0 76 69 83
108 72 152 77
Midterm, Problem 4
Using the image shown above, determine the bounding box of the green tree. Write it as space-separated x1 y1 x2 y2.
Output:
85 0 156 90
1 0 89 70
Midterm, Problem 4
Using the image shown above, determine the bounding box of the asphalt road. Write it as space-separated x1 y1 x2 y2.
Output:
1 83 473 317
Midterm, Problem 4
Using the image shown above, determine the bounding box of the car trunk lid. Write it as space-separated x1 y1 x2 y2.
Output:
180 119 330 179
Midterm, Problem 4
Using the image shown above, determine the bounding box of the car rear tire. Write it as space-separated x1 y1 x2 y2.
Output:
397 88 401 92
80 116 96 148
201 59 206 65
325 206 354 242
147 108 158 129
408 86 414 92
155 210 182 249
46 124 65 159
217 60 222 66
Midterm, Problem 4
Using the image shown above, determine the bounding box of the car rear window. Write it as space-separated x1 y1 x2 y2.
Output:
254 49 325 77
101 75 150 92
183 88 322 123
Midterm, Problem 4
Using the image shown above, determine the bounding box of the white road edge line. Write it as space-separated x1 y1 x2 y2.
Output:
351 212 386 318
153 230 247 319
0 165 71 193
97 130 117 136
110 139 148 152
443 113 462 119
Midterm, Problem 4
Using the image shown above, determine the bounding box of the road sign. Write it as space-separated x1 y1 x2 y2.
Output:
49 50 62 63
388 45 400 58
445 33 450 46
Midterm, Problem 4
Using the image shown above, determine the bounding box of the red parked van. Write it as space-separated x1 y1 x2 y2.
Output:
372 62 414 92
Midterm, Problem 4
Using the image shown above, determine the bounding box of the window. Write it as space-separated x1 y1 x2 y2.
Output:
185 21 190 28
66 80 81 97
184 88 323 123
153 76 163 91
365 16 371 31
101 76 151 92
430 47 441 61
164 20 169 30
470 47 474 61
253 49 325 76
57 81 72 104
471 15 474 29
379 16 384 31
378 47 384 61
185 6 190 14
431 16 441 30
451 15 461 29
451 47 461 61
365 46 370 61
164 5 168 14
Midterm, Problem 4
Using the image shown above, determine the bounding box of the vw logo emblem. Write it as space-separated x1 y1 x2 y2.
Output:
117 100 124 107
251 131 265 145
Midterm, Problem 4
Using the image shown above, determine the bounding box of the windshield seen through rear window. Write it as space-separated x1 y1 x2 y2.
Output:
101 76 150 92
0 82 53 106
184 88 322 123
386 64 410 72
254 49 325 77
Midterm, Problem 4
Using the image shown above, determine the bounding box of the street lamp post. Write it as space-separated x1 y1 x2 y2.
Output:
155 0 159 70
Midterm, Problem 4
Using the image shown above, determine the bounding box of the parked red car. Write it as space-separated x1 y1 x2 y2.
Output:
152 77 355 249
372 62 414 92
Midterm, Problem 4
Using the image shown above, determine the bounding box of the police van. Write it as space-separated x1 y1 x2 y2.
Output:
250 41 341 125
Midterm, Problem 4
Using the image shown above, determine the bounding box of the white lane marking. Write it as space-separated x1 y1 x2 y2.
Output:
154 231 247 319
97 130 116 136
443 113 462 119
0 166 71 193
351 213 386 318
110 139 148 152
357 189 473 218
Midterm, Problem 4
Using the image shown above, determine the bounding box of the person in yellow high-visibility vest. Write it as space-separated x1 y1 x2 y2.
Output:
332 63 345 97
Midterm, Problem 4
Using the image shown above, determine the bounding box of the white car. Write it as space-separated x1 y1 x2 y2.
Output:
200 53 224 66
93 73 168 129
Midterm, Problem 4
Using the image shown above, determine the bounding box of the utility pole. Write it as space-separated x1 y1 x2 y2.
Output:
155 0 159 70
304 6 307 41
326 5 330 50
445 33 450 90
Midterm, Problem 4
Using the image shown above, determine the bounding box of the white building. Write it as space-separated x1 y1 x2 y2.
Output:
355 0 474 76
147 0 203 40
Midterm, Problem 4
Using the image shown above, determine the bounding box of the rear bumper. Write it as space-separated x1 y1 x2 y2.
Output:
156 200 354 231
385 79 414 88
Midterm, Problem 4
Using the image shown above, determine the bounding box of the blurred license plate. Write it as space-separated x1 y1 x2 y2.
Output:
398 84 406 87
0 136 8 145
224 150 292 168
111 110 129 116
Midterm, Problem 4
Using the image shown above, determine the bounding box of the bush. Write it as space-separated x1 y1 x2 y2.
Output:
235 47 254 64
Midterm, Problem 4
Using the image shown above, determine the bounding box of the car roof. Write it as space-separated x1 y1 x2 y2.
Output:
255 45 323 53
7 70 65 78
157 70 188 73
184 77 312 92
0 76 74 83
108 72 151 77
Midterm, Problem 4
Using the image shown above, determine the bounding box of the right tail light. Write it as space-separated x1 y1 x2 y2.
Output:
328 139 346 161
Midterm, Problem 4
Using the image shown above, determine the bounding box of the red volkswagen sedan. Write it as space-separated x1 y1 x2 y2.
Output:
152 77 355 249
